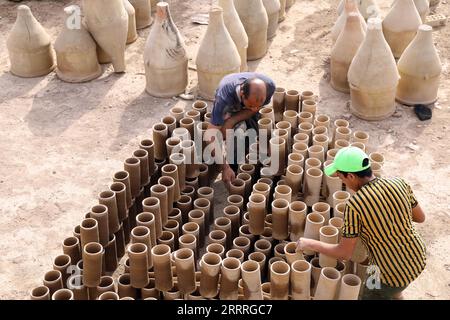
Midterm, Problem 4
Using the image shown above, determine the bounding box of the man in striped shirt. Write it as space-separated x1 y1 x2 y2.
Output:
297 147 426 299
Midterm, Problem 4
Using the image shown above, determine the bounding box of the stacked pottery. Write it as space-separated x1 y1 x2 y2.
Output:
348 18 399 120
144 2 188 98
7 5 56 77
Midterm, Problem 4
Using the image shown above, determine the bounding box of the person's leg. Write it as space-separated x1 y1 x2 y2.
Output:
362 283 407 300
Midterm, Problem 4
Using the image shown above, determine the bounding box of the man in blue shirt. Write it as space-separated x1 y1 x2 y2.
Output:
207 72 276 185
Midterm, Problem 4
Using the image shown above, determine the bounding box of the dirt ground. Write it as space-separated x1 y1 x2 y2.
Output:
0 0 449 300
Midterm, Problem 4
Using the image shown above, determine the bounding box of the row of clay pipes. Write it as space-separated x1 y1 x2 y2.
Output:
30 90 383 300
6 0 295 101
329 0 442 120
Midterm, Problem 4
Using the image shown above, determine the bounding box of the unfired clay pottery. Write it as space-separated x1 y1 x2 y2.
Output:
248 193 266 235
123 0 138 44
128 243 149 288
30 286 50 300
319 226 339 268
290 260 311 300
220 257 241 300
82 242 104 287
7 5 56 77
348 18 399 120
303 212 325 255
174 248 196 295
144 2 188 98
83 0 128 73
129 0 153 29
270 261 290 300
331 0 367 45
262 0 281 40
151 244 173 291
241 260 263 300
234 0 269 60
271 199 289 241
314 267 341 300
196 6 241 100
396 25 442 105
200 253 222 298
338 274 362 300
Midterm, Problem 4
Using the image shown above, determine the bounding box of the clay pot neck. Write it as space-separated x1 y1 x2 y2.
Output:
346 13 361 28
415 25 433 46
17 5 33 19
156 2 170 23
209 7 225 30
344 0 358 13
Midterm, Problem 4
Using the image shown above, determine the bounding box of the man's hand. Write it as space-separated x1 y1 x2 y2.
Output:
222 165 236 186
296 237 315 252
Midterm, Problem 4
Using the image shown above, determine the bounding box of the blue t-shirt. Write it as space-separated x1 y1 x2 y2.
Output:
211 72 276 126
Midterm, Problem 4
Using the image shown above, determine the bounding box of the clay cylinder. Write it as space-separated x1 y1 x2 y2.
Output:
180 140 199 179
43 270 63 296
338 274 362 300
241 260 263 300
285 90 300 112
95 276 115 298
289 201 307 241
194 198 211 233
133 149 150 188
223 205 241 239
305 158 322 173
54 6 101 82
63 236 81 265
291 260 311 300
226 249 245 264
179 234 198 263
232 236 251 259
334 127 352 145
263 0 281 40
319 226 339 268
312 202 331 225
252 182 271 208
271 199 289 241
207 243 226 259
162 164 180 203
123 0 138 44
272 87 286 122
208 230 227 249
157 231 175 252
348 18 399 120
303 168 323 207
219 257 241 300
141 278 160 299
124 157 141 199
174 248 196 295
128 243 149 288
151 184 169 228
98 190 121 234
117 274 138 299
214 217 232 249
80 218 100 250
152 123 169 161
285 164 303 199
188 209 206 248
314 267 342 300
7 5 56 78
131 226 153 268
113 171 132 209
332 190 351 209
82 242 104 287
170 153 186 191
284 242 304 265
196 7 241 100
52 289 74 300
182 222 200 257
269 137 287 176
141 198 160 243
303 212 325 255
248 193 266 235
270 261 290 300
164 220 180 248
200 253 222 298
298 123 314 140
129 0 152 29
176 195 193 224
234 0 269 60
324 161 343 206
109 182 128 223
254 239 272 259
30 286 50 300
335 139 350 150
151 244 173 291
83 0 128 72
144 2 188 97
288 153 304 168
52 255 71 289
302 100 317 116
98 291 120 300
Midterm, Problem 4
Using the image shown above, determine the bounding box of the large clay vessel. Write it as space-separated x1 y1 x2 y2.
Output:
396 25 442 105
129 0 153 29
331 13 366 93
144 2 188 98
123 0 138 44
348 18 399 120
83 0 128 73
219 0 249 71
262 0 281 40
54 6 102 83
7 5 56 77
234 0 269 60
382 0 422 58
196 7 241 100
331 0 367 45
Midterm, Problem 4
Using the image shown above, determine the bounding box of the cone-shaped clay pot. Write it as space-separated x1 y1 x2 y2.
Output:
396 24 442 105
7 5 56 78
129 0 153 29
141 199 160 244
270 261 290 300
234 0 269 60
262 0 281 40
413 0 431 22
248 194 266 235
80 218 100 250
382 0 422 58
144 2 188 98
174 248 196 295
331 12 366 93
200 253 222 298
219 0 249 72
241 260 263 300
123 0 138 44
331 0 367 45
289 201 307 241
196 7 241 100
30 286 50 300
303 168 323 207
338 274 362 300
98 190 121 234
303 212 325 255
131 226 153 268
271 199 289 241
219 257 241 300
151 244 173 291
54 6 102 83
83 0 128 73
63 236 81 265
314 267 341 300
82 242 104 287
151 184 169 228
290 260 311 300
319 226 339 268
128 243 149 288
348 18 399 120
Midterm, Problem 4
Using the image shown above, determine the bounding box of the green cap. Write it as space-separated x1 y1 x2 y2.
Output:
325 147 370 176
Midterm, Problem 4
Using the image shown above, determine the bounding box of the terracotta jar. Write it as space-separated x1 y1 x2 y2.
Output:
54 6 102 83
196 7 241 100
382 0 422 58
83 0 128 73
262 0 281 40
200 253 222 298
219 0 249 71
129 0 152 29
396 25 442 105
144 2 188 98
234 0 269 60
348 18 399 120
290 260 311 300
151 244 173 291
270 261 290 300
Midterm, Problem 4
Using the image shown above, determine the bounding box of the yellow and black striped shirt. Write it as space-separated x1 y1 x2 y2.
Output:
343 177 426 287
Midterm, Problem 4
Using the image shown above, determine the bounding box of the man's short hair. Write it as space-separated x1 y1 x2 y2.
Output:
241 78 268 99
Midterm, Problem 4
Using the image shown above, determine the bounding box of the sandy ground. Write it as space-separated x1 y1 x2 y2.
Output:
0 0 449 299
